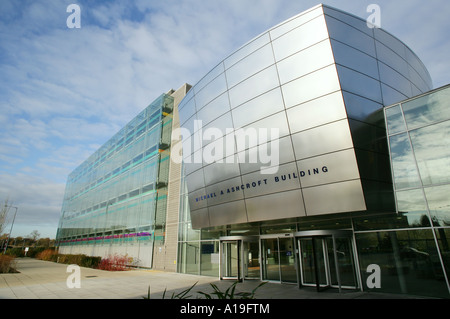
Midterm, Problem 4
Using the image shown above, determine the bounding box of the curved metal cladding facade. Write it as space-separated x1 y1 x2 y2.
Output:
178 4 432 229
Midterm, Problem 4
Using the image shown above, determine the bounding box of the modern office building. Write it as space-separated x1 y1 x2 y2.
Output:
57 4 450 298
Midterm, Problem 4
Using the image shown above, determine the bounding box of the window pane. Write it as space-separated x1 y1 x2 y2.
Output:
179 242 200 275
389 133 421 189
200 241 220 276
385 104 406 134
409 120 450 185
356 230 449 298
403 88 450 129
435 228 450 284
331 39 379 80
395 189 430 227
424 184 450 227
378 63 412 97
336 65 383 104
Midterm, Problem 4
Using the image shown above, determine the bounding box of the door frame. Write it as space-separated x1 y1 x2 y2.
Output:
260 233 298 284
295 230 361 292
219 236 259 281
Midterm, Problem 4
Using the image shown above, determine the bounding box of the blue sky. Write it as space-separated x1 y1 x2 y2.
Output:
0 0 449 239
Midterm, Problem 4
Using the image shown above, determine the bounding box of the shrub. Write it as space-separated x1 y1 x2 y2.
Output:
97 254 133 271
5 247 48 258
80 256 101 268
0 255 18 273
34 251 101 269
5 248 25 257
36 249 57 261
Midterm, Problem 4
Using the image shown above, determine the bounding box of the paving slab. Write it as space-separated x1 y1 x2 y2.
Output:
0 257 430 300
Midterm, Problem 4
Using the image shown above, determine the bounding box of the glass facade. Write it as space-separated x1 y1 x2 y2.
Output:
381 84 450 297
57 93 175 268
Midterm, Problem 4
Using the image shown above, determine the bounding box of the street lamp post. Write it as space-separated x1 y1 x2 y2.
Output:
3 206 18 254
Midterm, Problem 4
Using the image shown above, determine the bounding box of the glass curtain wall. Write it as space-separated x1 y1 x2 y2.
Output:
374 84 450 297
57 94 174 268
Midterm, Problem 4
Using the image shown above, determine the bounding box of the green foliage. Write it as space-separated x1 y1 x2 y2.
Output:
4 248 25 257
198 281 267 299
144 281 198 299
144 280 267 299
35 249 101 269
5 247 47 258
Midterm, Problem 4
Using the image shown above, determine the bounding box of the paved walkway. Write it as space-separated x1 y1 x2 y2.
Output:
0 258 427 299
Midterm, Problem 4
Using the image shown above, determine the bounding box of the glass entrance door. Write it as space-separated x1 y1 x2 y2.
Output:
261 237 297 283
298 234 358 291
220 236 260 281
221 240 240 280
299 237 328 288
329 237 358 288
243 241 260 280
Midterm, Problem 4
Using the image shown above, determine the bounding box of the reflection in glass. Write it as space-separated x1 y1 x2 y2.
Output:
409 120 450 186
385 104 406 134
424 184 450 227
379 63 412 97
331 237 357 288
342 91 383 124
326 15 376 58
435 228 450 282
299 237 327 286
336 65 383 104
356 230 449 298
381 83 408 106
323 6 372 36
331 39 379 79
389 133 421 189
375 40 409 80
374 28 407 60
402 88 450 129
395 189 430 227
